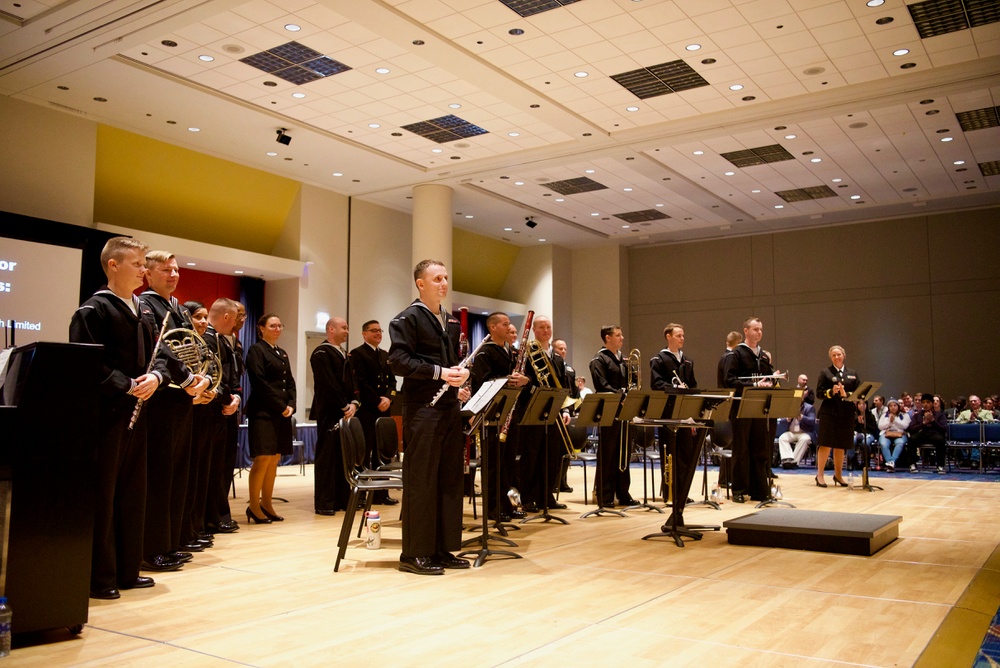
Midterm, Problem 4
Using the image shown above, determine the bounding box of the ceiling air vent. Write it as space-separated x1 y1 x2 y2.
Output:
775 186 839 202
721 144 796 168
499 0 581 18
240 42 351 85
614 209 671 223
611 60 710 100
401 115 488 143
540 177 608 195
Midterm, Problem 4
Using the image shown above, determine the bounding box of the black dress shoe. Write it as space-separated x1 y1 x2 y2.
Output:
170 551 194 563
522 503 539 513
733 493 747 503
315 509 337 516
198 531 215 540
549 502 568 510
120 576 155 590
432 552 471 569
90 587 121 600
215 521 240 533
261 508 284 522
398 556 444 575
181 541 205 552
510 509 527 520
619 498 639 507
141 554 183 572
379 497 400 506
559 485 574 493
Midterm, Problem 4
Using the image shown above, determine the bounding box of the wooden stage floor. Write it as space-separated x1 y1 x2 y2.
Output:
14 464 1000 667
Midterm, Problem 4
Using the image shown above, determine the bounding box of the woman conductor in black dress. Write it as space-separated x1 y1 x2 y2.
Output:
815 345 859 487
245 314 296 523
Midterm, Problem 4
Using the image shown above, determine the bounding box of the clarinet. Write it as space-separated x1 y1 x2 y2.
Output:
499 310 534 442
128 312 171 430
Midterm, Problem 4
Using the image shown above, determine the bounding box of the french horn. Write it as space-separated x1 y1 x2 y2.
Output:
162 328 222 393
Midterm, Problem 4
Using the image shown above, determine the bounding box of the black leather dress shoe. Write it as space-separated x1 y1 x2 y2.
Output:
141 555 183 572
170 551 194 563
181 541 205 552
215 521 240 533
120 576 155 590
559 485 574 493
398 556 444 575
315 509 337 516
522 503 539 513
510 509 527 519
432 552 471 569
549 502 568 510
90 587 121 600
733 493 747 503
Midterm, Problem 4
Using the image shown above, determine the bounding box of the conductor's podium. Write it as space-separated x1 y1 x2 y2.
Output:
0 342 101 635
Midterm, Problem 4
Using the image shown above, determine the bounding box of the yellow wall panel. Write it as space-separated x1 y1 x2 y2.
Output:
452 227 520 299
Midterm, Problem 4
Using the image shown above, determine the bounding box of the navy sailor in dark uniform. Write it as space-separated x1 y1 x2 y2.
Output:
349 319 398 505
814 345 860 487
589 324 635 507
388 260 471 575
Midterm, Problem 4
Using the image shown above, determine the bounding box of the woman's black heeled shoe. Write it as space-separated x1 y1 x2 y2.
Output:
246 508 271 524
261 508 284 522
815 476 828 488
833 476 847 487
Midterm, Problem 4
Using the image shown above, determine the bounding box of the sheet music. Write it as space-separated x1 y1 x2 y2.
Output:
462 377 509 414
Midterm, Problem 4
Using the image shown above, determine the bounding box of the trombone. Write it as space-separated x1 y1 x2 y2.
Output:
525 340 576 458
621 348 641 472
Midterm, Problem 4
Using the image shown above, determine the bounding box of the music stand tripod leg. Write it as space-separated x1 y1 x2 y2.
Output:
459 427 521 564
685 434 721 511
643 426 718 546
580 430 627 518
522 426 570 525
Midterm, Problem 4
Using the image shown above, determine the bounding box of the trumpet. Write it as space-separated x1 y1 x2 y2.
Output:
671 370 688 389
736 371 787 384
525 339 576 458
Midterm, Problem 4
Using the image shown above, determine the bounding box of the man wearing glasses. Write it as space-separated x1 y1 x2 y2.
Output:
349 320 398 505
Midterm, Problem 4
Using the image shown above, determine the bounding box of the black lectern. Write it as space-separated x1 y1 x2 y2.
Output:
0 342 101 635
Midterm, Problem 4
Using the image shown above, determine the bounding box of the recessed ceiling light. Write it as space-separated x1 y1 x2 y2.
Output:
555 198 565 202
431 148 443 153
624 187 633 192
509 28 524 36
234 270 244 275
292 92 306 99
866 0 884 6
954 160 965 165
693 150 704 155
626 106 639 112
585 169 595 173
368 123 380 128
284 24 301 32
504 227 513 231
514 181 524 185
375 67 390 74
622 225 630 228
508 132 520 137
591 212 600 216
729 84 744 91
538 238 546 242
893 49 909 56
332 172 343 176
832 178 843 183
188 127 200 132
850 195 861 199
574 71 589 78
751 189 761 193
724 171 735 176
465 215 474 219
655 203 664 207
941 137 953 142
686 44 701 51
774 205 784 209
449 103 461 109
266 151 278 156
198 55 214 62
186 262 196 266
784 134 797 139
810 158 822 163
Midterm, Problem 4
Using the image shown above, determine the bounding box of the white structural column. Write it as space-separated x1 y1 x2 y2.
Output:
411 184 453 304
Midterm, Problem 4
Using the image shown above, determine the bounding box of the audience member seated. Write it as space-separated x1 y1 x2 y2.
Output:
955 395 996 422
878 399 910 472
907 392 948 474
985 396 1000 420
871 395 887 425
900 392 915 417
777 395 816 469
947 396 966 421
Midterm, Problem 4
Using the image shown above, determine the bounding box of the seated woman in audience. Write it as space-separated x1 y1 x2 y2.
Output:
985 396 1000 420
878 398 910 472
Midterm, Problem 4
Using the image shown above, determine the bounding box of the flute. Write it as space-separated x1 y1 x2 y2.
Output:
428 335 489 407
128 312 171 430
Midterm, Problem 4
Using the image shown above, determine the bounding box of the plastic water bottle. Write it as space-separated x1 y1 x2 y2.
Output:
711 483 721 503
0 596 12 658
848 470 855 491
365 510 381 550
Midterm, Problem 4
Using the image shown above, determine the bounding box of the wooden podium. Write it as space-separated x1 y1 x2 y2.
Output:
0 342 102 635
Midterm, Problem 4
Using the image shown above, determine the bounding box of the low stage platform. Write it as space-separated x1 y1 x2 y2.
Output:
724 508 902 556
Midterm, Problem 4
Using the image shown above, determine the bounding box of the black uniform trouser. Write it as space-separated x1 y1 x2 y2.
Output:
597 421 631 505
144 389 192 557
401 401 464 558
216 414 239 523
204 410 229 529
483 425 515 518
731 417 770 499
185 406 220 540
315 417 349 511
92 403 147 591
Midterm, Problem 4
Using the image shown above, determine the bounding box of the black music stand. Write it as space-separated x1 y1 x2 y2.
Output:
519 386 571 525
738 388 801 509
639 390 732 546
617 390 667 513
576 392 627 519
687 393 735 511
459 381 523 566
845 381 883 492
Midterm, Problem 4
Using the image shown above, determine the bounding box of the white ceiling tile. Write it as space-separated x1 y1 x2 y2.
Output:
833 50 881 70
865 24 918 50
296 4 350 30
822 35 875 58
976 38 1000 58
801 72 846 91
270 0 314 14
737 0 795 21
840 64 888 83
811 19 864 45
693 8 748 33
921 30 975 53
466 1 526 28
231 0 286 25
200 12 258 38
763 81 810 98
798 2 854 29
187 69 241 90
751 15 809 41
713 26 765 48
427 14 481 39
750 69 800 87
674 0 740 18
570 40 626 65
550 25 605 50
781 47 829 69
589 54 642 76
609 30 670 55
588 12 646 40
768 31 821 54
629 2 690 28
649 20 703 44
234 25 289 50
395 0 455 23
739 54 788 75
928 45 981 67
515 35 565 58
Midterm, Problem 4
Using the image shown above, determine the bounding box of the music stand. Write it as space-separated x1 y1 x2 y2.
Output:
617 391 668 513
738 388 801 508
845 381 883 492
638 390 732 546
518 386 571 525
459 382 522 567
686 392 735 512
576 392 627 519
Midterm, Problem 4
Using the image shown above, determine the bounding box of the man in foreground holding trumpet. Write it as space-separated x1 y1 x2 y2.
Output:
388 260 472 575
